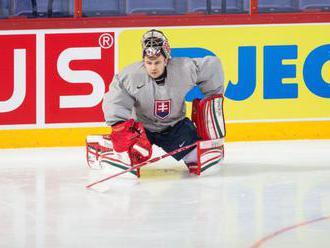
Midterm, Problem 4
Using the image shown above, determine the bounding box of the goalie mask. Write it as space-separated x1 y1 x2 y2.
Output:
141 29 171 59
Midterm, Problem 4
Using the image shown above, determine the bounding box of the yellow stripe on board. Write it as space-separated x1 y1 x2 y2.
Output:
0 127 110 148
226 121 330 142
0 121 329 148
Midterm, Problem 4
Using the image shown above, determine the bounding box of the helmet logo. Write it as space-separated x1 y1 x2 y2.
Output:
145 47 161 57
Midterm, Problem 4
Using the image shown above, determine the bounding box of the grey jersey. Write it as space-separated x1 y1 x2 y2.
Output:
103 56 224 132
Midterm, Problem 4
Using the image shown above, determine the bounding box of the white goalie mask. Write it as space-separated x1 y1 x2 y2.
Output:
141 29 171 59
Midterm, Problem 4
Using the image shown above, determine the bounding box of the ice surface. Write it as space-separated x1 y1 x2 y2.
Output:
0 140 330 248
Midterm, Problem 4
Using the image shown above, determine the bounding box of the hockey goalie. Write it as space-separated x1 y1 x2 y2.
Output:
86 29 226 179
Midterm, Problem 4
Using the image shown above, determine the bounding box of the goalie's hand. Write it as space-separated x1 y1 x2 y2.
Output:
111 119 152 165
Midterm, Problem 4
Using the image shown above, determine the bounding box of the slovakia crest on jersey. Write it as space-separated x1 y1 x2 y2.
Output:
154 99 171 119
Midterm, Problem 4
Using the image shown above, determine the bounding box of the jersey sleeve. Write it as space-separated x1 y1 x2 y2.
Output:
102 74 135 126
193 56 225 97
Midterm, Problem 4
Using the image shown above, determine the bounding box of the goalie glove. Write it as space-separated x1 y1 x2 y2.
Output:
111 119 152 165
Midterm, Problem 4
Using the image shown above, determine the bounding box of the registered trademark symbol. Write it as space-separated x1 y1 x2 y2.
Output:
98 33 114 49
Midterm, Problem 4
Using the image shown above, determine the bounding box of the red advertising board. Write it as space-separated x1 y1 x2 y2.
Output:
45 32 115 123
0 34 36 125
0 32 115 126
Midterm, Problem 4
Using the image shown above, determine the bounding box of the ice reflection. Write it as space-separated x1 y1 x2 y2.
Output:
0 141 329 247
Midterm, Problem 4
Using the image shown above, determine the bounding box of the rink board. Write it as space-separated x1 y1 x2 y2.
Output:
0 121 329 148
0 24 329 148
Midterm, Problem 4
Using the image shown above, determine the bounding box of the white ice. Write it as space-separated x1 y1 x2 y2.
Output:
0 140 330 248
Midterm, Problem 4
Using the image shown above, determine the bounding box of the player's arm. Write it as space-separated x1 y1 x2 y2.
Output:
102 75 152 165
102 74 135 126
193 55 225 97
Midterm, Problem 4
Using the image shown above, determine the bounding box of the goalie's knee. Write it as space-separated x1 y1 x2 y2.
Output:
192 94 226 140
